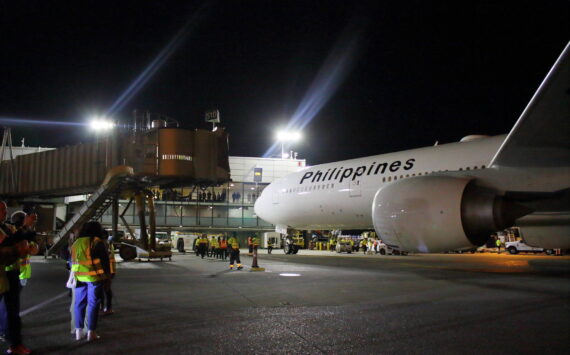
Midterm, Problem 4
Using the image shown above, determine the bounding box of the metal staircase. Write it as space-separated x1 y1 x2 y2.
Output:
48 169 132 255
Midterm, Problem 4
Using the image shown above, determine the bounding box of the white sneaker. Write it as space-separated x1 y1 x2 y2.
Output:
87 330 100 341
75 328 84 341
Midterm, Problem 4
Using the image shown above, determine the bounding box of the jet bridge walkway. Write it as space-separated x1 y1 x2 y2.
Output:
49 165 135 255
0 117 231 259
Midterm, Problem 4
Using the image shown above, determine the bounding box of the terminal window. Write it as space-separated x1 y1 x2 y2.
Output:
162 154 193 161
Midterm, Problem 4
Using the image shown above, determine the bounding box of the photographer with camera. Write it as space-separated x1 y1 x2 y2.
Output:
0 201 38 355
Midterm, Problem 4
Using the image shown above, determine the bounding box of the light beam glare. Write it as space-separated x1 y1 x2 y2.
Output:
106 4 210 116
0 118 86 127
263 20 365 158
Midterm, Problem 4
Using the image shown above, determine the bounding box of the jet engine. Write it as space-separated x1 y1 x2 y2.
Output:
372 176 530 253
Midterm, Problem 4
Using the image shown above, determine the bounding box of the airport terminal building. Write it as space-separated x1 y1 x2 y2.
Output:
97 156 306 233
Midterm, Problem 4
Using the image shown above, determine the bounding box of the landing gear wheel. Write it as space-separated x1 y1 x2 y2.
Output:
119 245 137 261
176 239 185 253
284 244 292 254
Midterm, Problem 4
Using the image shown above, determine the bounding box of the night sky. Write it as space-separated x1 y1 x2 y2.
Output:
1 1 568 165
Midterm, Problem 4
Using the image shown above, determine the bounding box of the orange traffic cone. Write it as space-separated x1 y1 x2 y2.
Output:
251 247 265 272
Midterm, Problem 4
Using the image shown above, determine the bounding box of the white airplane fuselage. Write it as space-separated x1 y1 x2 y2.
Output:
255 135 505 230
254 43 570 252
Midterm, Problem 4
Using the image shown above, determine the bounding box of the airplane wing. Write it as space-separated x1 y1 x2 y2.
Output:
489 42 570 168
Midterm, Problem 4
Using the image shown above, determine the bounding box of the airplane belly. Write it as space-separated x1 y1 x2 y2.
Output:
279 189 374 229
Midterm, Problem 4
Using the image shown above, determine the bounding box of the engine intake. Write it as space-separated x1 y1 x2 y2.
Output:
372 176 530 253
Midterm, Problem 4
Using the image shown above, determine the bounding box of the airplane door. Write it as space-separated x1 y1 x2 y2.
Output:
349 179 362 197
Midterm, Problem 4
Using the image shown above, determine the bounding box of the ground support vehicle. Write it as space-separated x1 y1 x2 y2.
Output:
170 232 200 253
118 242 172 261
377 242 408 255
284 235 304 254
505 240 554 255
336 240 353 253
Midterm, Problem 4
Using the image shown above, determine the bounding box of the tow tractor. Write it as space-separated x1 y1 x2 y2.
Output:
283 231 304 254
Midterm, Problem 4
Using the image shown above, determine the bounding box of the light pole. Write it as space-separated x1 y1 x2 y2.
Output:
276 130 301 159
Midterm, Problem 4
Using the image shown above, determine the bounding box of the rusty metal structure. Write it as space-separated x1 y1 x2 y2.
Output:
0 125 229 198
0 113 231 259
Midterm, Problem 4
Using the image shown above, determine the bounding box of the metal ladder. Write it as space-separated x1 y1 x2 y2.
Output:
48 176 127 255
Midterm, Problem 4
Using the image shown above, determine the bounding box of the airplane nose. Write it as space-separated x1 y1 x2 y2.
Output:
254 188 269 221
254 192 264 218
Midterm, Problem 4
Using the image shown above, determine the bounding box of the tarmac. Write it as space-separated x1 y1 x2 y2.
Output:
7 249 570 354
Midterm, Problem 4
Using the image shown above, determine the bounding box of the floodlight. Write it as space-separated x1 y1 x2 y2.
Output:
89 117 115 131
275 130 302 159
276 130 302 142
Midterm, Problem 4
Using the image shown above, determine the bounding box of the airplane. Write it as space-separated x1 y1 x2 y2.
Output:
254 43 570 253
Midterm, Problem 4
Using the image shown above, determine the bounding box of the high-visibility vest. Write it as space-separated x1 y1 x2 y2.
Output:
220 240 228 248
228 237 239 249
198 238 208 245
7 252 32 276
19 255 31 280
71 237 106 282
211 239 219 248
251 237 260 247
109 243 116 275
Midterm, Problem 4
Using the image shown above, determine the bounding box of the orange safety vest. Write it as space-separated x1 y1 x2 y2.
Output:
220 240 227 248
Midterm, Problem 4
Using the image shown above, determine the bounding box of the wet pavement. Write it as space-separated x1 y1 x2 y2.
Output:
10 250 570 354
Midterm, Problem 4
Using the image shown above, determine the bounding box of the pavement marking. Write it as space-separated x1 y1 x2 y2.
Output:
20 291 68 317
118 263 159 269
279 273 301 277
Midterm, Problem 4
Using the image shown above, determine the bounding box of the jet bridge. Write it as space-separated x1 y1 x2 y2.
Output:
0 115 231 257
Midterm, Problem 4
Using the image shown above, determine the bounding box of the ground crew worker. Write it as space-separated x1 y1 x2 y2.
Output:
247 236 253 256
267 239 273 254
228 235 243 270
219 237 228 260
209 236 219 258
251 235 260 251
100 231 115 315
0 205 37 355
360 239 367 254
10 212 38 287
496 238 502 254
71 221 110 341
197 234 208 259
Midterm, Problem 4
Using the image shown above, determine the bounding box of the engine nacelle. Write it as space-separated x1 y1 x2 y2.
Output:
372 176 523 253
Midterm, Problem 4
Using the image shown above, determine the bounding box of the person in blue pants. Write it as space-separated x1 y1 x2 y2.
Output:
71 222 110 342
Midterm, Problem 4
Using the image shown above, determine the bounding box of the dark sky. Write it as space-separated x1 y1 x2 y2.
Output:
1 1 568 164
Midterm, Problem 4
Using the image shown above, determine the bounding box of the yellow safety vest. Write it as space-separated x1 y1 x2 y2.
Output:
72 237 106 282
17 241 36 280
228 237 239 249
109 243 116 275
211 239 219 248
19 255 31 280
251 237 260 247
